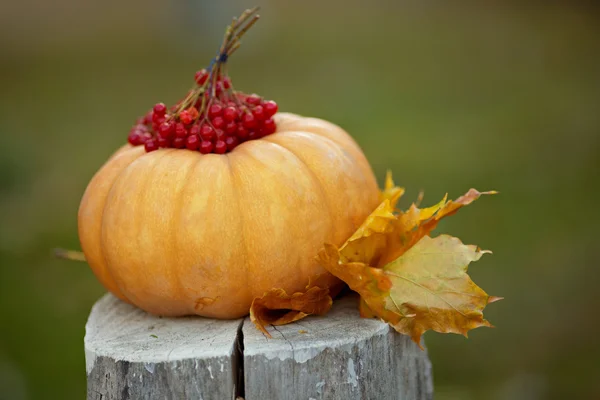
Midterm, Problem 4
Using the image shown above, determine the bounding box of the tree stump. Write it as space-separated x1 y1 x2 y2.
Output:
85 293 433 400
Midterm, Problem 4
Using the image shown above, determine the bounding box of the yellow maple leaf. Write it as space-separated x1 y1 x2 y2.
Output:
318 183 500 346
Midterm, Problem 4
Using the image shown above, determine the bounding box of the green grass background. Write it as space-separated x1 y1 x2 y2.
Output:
1 1 599 399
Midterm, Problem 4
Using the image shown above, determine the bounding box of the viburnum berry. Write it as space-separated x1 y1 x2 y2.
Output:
144 139 159 152
214 140 227 154
225 121 237 135
215 81 224 95
128 131 142 145
175 123 188 138
208 103 223 119
200 125 215 141
252 105 265 121
242 113 257 129
236 125 249 139
158 121 175 138
153 103 167 116
180 110 193 125
143 111 153 124
157 136 170 148
189 124 201 137
186 134 199 150
247 94 261 105
195 69 209 85
141 132 153 143
173 137 186 149
223 106 238 121
212 116 225 130
215 129 226 140
225 136 239 151
263 100 278 117
262 118 276 135
222 77 231 89
199 140 213 154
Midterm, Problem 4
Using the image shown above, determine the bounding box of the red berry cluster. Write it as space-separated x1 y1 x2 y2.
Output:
128 83 278 154
126 8 278 155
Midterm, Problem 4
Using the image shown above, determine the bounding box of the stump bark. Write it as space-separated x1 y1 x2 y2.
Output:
85 293 433 400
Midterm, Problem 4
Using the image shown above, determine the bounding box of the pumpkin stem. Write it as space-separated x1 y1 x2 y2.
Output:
54 248 87 262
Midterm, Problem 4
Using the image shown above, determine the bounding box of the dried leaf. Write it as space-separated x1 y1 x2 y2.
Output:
318 184 499 345
384 235 495 345
380 170 404 207
250 278 333 337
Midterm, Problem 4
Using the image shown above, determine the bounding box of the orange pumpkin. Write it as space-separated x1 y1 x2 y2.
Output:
78 112 379 318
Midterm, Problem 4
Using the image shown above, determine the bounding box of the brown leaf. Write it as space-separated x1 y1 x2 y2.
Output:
317 184 499 346
250 278 333 337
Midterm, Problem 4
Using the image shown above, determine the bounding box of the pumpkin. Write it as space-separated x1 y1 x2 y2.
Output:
78 112 380 318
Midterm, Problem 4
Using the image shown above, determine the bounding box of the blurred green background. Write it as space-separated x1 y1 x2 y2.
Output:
1 0 599 399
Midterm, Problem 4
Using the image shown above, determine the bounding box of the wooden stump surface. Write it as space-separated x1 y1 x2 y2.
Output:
85 293 433 400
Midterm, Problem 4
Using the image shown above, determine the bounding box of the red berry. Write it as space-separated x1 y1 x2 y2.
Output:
133 124 148 132
225 121 237 135
223 106 238 121
157 136 170 148
208 103 223 118
262 118 276 135
215 129 226 140
242 113 257 129
187 107 199 120
222 77 231 89
158 121 175 138
215 81 224 94
173 137 186 148
128 132 142 145
141 132 153 143
153 103 167 116
186 134 199 150
200 125 215 141
175 123 188 138
246 94 261 105
252 105 265 121
189 124 201 137
153 113 166 124
144 111 153 124
247 130 258 140
212 116 225 130
236 125 249 139
225 136 239 151
180 110 193 125
195 69 209 85
214 140 227 154
145 139 159 152
199 140 213 154
263 100 278 117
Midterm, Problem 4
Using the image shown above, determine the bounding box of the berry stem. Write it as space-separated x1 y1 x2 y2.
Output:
130 6 279 154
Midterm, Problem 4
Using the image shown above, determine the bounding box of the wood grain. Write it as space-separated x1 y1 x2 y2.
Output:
85 293 433 400
242 294 433 400
85 294 242 400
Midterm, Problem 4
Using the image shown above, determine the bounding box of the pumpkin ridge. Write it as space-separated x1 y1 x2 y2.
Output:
88 148 145 302
260 137 335 244
171 152 204 314
226 152 255 311
237 140 333 291
102 150 174 307
276 119 374 184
